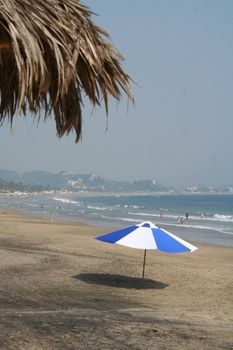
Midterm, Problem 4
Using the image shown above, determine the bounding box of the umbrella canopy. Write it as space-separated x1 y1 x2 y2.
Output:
96 222 198 253
96 222 198 278
0 0 133 142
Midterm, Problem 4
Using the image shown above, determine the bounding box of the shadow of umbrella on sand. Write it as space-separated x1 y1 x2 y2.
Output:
74 273 168 290
96 221 198 279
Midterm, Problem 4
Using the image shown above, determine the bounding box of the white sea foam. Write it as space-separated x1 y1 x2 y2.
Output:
24 202 39 207
52 197 80 205
128 211 233 223
114 217 141 223
128 211 177 219
213 214 233 221
87 205 106 211
128 211 158 216
161 222 233 236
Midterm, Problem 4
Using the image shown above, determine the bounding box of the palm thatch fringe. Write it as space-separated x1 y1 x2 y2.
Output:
0 0 133 141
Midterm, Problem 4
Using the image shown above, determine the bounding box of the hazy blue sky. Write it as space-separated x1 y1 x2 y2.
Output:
0 0 233 186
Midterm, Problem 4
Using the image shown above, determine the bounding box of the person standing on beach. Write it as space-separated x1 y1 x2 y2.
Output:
186 212 189 220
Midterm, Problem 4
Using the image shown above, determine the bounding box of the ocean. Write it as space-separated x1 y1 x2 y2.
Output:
1 193 233 247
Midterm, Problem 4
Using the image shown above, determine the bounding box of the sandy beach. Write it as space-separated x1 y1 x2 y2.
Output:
0 208 232 350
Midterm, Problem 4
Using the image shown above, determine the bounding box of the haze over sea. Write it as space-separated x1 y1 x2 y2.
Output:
1 192 233 248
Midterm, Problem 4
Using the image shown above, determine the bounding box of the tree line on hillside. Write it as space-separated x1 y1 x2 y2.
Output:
0 178 54 193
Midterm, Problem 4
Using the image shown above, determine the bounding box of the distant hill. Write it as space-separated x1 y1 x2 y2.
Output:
0 168 232 194
0 169 173 193
0 169 21 183
22 171 67 187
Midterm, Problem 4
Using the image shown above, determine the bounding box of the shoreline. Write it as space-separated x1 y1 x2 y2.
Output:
7 204 233 249
2 206 233 250
2 190 233 196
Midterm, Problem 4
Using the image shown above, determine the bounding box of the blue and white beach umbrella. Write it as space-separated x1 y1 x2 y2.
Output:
96 221 198 278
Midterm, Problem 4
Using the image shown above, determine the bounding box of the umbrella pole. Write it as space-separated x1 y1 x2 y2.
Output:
142 249 147 279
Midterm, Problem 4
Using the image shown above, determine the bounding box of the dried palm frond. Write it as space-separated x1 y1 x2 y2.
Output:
0 0 133 141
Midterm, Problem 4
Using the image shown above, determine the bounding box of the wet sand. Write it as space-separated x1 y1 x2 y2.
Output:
0 208 232 349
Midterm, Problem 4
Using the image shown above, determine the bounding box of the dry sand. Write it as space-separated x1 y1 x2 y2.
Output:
0 208 232 350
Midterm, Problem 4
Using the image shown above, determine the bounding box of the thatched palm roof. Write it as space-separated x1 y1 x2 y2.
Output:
0 0 133 141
